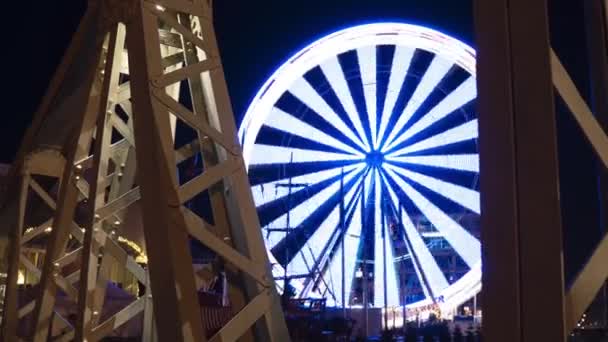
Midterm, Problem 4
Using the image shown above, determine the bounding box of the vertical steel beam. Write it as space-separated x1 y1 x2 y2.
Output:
476 0 566 341
195 16 290 342
31 31 106 342
0 173 29 341
126 3 205 341
585 0 608 234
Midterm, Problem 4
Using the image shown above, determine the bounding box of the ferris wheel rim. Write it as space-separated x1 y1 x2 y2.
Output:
239 23 476 166
239 22 480 312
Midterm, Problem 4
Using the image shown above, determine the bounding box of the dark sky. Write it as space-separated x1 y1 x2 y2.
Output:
2 0 604 285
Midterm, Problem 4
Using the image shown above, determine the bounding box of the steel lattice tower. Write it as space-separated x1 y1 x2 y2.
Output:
0 0 289 341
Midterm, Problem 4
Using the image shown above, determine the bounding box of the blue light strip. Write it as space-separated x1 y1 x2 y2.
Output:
383 167 480 267
249 144 364 165
373 168 386 307
384 154 479 173
384 219 400 307
385 163 480 214
381 171 450 298
266 164 365 247
266 107 365 156
382 56 454 152
387 119 478 156
357 46 378 148
323 195 363 307
385 77 477 152
251 163 362 207
377 46 415 150
288 77 369 151
320 56 370 149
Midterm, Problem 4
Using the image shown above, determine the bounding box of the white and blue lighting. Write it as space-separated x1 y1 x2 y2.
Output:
239 23 481 313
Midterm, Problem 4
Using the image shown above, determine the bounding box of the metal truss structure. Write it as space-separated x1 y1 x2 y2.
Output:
0 0 289 341
476 0 608 341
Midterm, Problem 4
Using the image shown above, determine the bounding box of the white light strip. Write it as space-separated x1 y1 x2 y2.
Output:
383 167 480 267
385 164 480 214
315 188 363 307
266 107 364 156
249 144 363 165
382 173 449 302
385 222 400 307
377 46 415 149
385 154 479 173
287 172 364 277
288 77 369 152
252 163 362 207
382 56 454 152
357 46 378 148
320 56 370 149
287 207 339 277
385 77 476 152
373 169 386 307
389 119 478 156
266 165 365 242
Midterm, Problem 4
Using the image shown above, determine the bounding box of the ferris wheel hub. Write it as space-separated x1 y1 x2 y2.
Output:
365 150 385 167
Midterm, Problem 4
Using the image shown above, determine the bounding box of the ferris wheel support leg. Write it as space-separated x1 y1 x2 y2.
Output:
30 29 108 342
0 172 30 341
176 11 256 342
126 4 206 342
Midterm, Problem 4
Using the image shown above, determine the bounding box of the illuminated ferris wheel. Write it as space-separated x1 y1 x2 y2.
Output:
238 23 481 312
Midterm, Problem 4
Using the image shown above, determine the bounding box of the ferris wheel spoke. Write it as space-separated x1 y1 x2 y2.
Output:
265 107 364 156
387 119 478 156
381 173 450 298
288 77 369 151
320 56 370 148
287 171 364 280
249 160 361 187
252 163 363 207
371 169 384 307
385 77 477 152
385 154 479 173
321 193 364 306
303 179 363 300
384 163 480 214
377 46 415 150
264 165 365 238
259 165 364 230
357 46 378 148
381 55 453 152
383 167 480 267
305 179 361 304
249 144 363 166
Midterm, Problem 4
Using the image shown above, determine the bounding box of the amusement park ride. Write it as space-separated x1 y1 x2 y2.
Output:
2 0 608 341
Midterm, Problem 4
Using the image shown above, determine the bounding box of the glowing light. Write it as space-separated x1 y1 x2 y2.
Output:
265 165 365 240
320 56 369 147
240 23 479 310
249 145 362 165
389 119 478 156
385 163 480 214
384 167 480 267
381 172 449 296
265 107 364 156
382 56 454 152
385 77 477 152
251 163 362 206
385 154 479 173
288 77 368 151
357 46 378 147
377 46 415 149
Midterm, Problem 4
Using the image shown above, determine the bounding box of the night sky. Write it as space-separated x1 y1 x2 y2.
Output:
2 0 604 286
